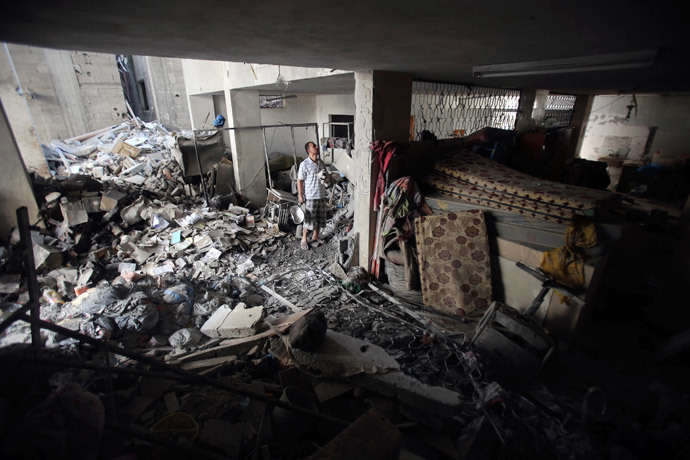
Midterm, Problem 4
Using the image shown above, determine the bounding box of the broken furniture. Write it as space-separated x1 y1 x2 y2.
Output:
471 301 554 384
173 131 226 177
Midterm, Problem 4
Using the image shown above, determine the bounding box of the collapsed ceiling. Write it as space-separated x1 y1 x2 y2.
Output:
1 1 690 93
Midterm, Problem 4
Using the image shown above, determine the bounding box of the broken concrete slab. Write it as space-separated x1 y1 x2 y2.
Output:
348 370 463 418
200 303 265 339
288 330 400 378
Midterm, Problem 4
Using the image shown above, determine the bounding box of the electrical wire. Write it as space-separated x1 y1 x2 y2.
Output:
588 95 627 114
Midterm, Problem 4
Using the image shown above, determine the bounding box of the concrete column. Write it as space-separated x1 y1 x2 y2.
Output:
0 46 50 178
352 70 412 270
531 89 550 125
0 102 40 237
43 49 89 137
571 94 594 158
227 89 267 207
515 89 536 132
353 71 374 268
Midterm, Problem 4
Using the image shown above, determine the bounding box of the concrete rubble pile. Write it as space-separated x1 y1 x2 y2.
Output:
1 125 641 458
0 229 604 458
1 118 295 348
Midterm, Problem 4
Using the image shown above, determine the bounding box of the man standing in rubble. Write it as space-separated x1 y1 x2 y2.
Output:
297 141 328 250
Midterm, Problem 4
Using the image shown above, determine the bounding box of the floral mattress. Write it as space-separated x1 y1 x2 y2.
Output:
424 150 613 224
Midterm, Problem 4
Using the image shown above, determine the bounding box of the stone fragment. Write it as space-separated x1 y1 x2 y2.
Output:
200 303 265 339
33 244 63 269
100 189 126 212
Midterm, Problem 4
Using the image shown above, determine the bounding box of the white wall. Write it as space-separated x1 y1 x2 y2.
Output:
182 60 348 96
181 59 226 95
260 94 317 158
0 46 50 177
579 94 690 165
0 103 40 236
224 62 348 92
188 94 216 129
259 93 356 175
181 59 356 180
144 56 192 130
315 94 355 174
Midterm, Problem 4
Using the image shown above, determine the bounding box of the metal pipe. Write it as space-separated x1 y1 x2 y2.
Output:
16 207 41 353
260 127 274 189
103 340 117 423
290 126 297 167
16 314 348 426
192 132 210 204
193 122 318 134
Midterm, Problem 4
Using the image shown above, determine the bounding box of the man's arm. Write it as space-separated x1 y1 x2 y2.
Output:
297 179 305 204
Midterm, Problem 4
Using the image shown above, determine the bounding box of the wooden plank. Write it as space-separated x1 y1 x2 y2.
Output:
181 355 238 371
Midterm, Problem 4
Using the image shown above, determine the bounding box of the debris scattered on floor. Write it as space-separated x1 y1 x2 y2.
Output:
2 123 688 459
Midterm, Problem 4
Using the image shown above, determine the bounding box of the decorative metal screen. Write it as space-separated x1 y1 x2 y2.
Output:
411 81 520 140
543 94 576 127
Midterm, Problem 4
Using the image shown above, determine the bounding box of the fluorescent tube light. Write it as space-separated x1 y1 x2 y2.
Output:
473 50 657 78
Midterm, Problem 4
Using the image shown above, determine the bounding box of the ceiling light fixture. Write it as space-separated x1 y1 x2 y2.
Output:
473 50 657 78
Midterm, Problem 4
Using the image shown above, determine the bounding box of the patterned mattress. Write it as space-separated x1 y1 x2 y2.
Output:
424 151 613 224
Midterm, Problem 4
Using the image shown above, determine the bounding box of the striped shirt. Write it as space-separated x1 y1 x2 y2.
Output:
297 157 327 199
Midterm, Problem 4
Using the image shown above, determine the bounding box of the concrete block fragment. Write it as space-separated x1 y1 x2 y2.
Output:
33 244 63 269
200 303 264 339
60 200 88 226
327 261 347 280
348 371 463 417
288 330 399 378
112 139 141 158
122 162 144 176
124 175 146 185
44 192 61 204
100 189 126 212
118 241 152 264
194 234 213 249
